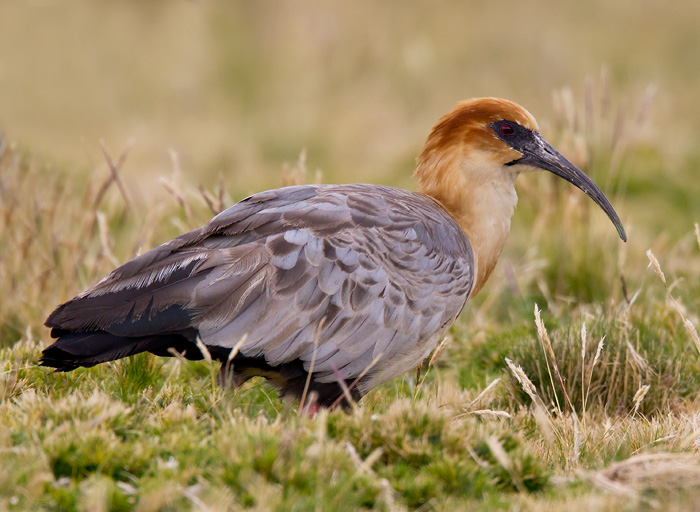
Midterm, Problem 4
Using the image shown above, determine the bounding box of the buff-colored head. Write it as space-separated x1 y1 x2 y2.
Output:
416 97 625 240
415 98 626 294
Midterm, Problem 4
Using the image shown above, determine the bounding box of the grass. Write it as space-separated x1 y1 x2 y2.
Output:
3 84 700 511
2 3 700 507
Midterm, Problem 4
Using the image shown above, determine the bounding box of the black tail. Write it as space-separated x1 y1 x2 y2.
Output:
39 330 205 372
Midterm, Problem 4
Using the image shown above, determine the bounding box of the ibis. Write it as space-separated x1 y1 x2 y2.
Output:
41 98 626 408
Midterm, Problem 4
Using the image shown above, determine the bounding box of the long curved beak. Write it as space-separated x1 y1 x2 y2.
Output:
514 134 627 242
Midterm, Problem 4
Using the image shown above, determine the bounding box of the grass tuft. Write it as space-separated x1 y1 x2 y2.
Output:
2 81 700 509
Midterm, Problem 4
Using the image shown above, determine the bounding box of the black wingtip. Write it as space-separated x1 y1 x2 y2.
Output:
38 331 136 372
39 343 86 371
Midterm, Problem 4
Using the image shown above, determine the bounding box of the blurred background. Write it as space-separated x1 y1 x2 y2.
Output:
1 0 700 314
1 0 699 191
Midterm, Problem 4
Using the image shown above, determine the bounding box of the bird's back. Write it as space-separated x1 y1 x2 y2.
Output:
43 184 475 406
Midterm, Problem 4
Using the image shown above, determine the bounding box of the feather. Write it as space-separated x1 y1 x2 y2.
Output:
43 183 475 404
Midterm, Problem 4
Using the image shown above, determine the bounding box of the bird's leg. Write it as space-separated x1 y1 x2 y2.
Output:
216 362 249 388
298 390 320 418
306 401 321 419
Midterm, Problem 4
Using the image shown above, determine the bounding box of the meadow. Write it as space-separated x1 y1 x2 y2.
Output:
2 2 700 510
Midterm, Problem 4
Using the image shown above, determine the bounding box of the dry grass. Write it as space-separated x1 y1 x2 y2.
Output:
3 86 700 508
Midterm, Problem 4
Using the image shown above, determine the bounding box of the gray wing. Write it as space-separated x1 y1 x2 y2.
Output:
46 184 475 386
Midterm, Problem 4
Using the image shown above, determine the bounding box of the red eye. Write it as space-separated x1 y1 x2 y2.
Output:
501 124 514 136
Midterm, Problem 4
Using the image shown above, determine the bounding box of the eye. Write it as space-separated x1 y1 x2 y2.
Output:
500 123 514 136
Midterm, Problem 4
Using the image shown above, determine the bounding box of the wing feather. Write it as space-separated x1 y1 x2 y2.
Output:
46 184 475 389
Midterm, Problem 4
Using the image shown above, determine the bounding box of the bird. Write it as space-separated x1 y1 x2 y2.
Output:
40 98 626 410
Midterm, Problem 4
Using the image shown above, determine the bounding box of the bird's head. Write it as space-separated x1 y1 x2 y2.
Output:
416 97 627 242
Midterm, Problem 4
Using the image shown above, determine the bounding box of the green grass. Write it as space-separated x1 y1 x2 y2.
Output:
1 341 551 511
